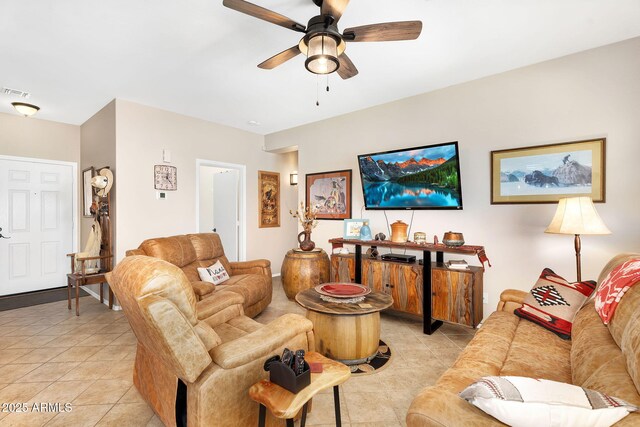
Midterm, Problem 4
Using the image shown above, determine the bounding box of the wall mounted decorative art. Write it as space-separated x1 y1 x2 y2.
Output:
306 169 352 220
491 138 605 204
258 170 280 228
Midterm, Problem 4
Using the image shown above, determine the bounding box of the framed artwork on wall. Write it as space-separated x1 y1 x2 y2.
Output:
82 167 95 217
305 169 352 220
258 170 280 228
491 138 606 204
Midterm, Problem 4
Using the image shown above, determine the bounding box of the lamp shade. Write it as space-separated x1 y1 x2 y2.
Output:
545 196 611 235
305 34 339 75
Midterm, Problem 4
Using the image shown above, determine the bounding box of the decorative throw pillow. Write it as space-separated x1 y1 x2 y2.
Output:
514 268 596 339
594 258 640 324
460 376 638 427
197 260 230 285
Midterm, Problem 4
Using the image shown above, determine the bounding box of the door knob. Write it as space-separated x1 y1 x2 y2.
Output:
0 227 9 239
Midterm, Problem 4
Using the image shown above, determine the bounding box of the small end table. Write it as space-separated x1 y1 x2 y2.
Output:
249 351 350 427
280 249 330 300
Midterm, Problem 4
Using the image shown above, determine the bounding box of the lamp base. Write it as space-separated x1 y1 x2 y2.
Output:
574 234 582 282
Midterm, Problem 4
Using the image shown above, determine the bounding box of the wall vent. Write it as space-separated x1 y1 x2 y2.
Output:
2 87 31 98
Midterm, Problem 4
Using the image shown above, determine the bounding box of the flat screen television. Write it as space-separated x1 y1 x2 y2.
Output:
357 141 463 210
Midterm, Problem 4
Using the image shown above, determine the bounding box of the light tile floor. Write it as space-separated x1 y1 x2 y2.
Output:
0 278 474 426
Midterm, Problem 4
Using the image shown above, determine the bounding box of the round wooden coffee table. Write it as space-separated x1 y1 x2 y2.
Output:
295 287 393 365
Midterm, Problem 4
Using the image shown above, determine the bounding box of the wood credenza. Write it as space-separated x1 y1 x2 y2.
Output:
329 238 489 334
330 255 483 328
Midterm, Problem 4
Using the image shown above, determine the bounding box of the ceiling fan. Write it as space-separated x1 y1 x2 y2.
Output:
222 0 423 79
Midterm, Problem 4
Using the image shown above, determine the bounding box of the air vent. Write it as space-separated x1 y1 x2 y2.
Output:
2 87 31 98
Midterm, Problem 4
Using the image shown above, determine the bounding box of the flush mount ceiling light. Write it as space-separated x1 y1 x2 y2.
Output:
223 0 422 79
11 102 40 117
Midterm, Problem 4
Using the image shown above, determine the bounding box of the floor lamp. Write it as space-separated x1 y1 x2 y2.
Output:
545 196 611 282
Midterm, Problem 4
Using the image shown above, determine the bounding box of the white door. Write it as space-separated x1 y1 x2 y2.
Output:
0 158 74 296
213 169 239 262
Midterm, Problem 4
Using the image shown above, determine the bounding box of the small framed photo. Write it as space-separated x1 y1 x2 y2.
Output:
491 138 606 204
343 218 368 239
82 167 95 217
306 169 352 220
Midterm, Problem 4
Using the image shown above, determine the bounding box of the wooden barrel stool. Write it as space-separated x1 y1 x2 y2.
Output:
281 249 330 300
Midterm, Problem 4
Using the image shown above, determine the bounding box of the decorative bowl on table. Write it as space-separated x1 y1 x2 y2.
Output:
314 283 371 298
442 231 465 247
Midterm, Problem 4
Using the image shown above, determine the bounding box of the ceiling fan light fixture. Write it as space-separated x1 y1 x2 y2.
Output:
11 102 40 117
305 34 339 75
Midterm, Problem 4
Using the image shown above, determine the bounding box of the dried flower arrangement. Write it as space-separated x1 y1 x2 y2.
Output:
290 202 318 233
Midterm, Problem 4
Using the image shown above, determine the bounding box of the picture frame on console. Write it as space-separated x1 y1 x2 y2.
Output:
343 218 367 239
258 170 280 228
491 138 606 204
306 169 352 220
82 166 95 217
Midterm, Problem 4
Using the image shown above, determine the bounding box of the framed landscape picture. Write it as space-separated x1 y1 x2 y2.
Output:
491 138 606 204
258 170 280 228
306 169 352 220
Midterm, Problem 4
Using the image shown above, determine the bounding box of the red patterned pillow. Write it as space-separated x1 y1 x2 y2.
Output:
594 258 640 324
514 268 596 339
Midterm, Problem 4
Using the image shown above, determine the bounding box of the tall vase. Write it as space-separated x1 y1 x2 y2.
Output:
297 230 316 251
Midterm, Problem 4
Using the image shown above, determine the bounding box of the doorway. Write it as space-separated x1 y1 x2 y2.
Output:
196 160 246 262
0 155 77 296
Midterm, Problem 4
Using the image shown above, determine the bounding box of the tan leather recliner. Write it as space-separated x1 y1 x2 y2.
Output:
107 255 315 427
126 233 272 317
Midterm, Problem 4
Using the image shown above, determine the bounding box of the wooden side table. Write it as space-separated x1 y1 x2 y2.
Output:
280 249 330 300
249 352 351 427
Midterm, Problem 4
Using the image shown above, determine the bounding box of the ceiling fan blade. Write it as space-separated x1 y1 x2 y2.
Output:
258 46 301 69
337 53 358 79
223 0 306 33
343 21 422 42
321 0 350 23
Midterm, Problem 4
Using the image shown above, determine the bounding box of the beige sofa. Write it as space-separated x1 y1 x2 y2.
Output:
127 233 272 317
407 253 640 426
107 255 314 427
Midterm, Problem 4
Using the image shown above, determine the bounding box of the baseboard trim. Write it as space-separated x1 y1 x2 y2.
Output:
81 286 122 311
0 287 88 312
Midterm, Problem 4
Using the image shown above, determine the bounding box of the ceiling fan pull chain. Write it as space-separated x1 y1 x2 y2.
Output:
316 75 320 106
326 74 330 92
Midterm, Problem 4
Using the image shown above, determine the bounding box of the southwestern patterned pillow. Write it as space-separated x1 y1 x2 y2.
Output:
594 258 640 324
514 268 596 339
460 376 638 427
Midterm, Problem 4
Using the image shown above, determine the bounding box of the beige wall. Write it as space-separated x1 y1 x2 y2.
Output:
0 113 80 163
80 100 116 251
114 100 297 274
266 37 640 314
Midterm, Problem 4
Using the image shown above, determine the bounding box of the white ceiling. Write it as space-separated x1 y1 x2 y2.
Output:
1 0 639 135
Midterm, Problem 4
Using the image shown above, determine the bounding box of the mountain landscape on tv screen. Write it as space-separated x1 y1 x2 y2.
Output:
358 145 462 208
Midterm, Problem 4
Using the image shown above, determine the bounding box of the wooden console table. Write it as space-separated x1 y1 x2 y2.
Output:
329 238 489 335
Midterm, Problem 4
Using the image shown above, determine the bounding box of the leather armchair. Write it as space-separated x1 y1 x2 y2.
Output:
107 255 315 427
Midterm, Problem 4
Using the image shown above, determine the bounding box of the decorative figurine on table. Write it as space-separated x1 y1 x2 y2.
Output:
359 220 372 241
290 202 318 251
